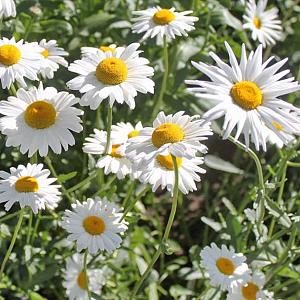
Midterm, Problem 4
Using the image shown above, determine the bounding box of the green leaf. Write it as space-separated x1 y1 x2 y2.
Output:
28 292 46 300
57 171 77 183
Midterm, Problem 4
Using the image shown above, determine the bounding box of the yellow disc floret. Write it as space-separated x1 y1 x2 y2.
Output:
41 49 49 58
128 130 140 139
24 101 57 129
15 176 39 193
253 17 261 29
99 46 115 53
242 282 259 300
152 123 184 148
110 144 123 158
96 57 128 85
216 257 235 275
230 81 263 110
83 216 106 235
77 271 88 290
0 45 21 66
153 9 175 25
156 154 182 170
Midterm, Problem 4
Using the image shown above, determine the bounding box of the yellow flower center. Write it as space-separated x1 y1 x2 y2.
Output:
99 45 115 53
95 57 128 85
253 17 261 29
83 215 106 235
24 101 57 129
216 257 235 275
41 49 49 58
151 123 184 148
0 45 21 66
77 271 88 290
230 81 263 110
15 176 39 193
110 144 123 158
128 130 140 139
242 282 259 300
156 154 182 170
153 9 175 25
272 121 283 131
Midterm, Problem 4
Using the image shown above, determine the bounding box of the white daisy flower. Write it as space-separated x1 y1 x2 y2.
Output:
83 129 132 179
227 270 274 300
0 37 43 89
39 39 68 79
0 0 16 18
243 0 282 47
81 44 118 56
200 243 250 291
0 82 83 157
126 111 213 162
132 6 198 45
63 253 106 300
186 42 300 151
0 163 61 214
139 154 205 195
61 197 128 254
67 43 154 110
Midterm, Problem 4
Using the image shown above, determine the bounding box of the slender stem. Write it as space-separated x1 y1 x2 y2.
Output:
122 181 136 208
151 36 169 119
26 210 33 244
66 170 97 193
131 155 179 297
45 156 73 202
0 210 20 223
121 185 149 221
104 105 113 154
83 249 92 300
30 212 41 244
0 208 26 280
9 83 17 96
287 161 300 168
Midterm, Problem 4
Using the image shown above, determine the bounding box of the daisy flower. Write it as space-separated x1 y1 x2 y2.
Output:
38 39 68 79
186 42 300 151
0 0 16 18
200 243 250 291
83 129 132 179
126 111 213 162
227 270 274 300
0 83 83 157
61 197 127 254
67 43 154 110
139 154 206 195
63 253 106 300
0 37 43 89
81 44 118 56
0 163 61 213
132 6 198 45
243 0 282 47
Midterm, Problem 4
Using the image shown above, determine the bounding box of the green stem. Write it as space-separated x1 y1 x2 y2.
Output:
44 156 73 202
287 161 300 168
83 249 92 300
66 170 98 194
104 105 113 154
0 208 26 280
26 210 33 244
122 181 136 208
121 185 149 221
0 210 20 223
131 155 179 297
30 212 41 244
151 36 169 119
9 83 17 96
